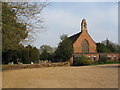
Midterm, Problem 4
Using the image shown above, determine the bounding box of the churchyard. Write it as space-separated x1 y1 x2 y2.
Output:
2 2 119 89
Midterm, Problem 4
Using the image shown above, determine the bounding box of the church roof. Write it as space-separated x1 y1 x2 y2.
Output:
69 31 96 45
69 32 82 44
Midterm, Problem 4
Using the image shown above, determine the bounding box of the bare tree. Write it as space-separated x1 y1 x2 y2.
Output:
8 2 49 45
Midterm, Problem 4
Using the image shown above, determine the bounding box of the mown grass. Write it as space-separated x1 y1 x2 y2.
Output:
91 62 120 66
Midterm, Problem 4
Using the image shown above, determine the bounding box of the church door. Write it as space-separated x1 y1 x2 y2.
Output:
82 39 89 53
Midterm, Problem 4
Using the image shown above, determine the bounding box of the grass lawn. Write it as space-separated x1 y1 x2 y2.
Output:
2 64 118 88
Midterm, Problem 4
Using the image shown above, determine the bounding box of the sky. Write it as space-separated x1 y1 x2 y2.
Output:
30 2 118 48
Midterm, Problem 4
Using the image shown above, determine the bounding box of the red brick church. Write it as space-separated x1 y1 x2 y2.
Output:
69 19 119 65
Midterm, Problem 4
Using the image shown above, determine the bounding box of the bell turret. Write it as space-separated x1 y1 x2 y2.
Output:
81 19 87 32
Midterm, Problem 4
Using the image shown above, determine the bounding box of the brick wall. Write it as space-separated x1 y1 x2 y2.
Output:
69 53 119 65
73 31 96 53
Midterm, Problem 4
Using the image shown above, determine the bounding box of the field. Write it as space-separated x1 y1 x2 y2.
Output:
2 64 119 88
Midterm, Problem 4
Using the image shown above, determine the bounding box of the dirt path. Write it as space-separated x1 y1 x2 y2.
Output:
2 64 118 88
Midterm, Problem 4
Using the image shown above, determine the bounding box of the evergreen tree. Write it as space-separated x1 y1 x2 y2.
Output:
96 39 118 53
96 43 111 52
40 49 52 60
54 35 74 62
26 45 39 63
106 39 116 52
21 47 30 64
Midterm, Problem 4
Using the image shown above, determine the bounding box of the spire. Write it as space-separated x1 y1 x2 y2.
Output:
81 19 87 32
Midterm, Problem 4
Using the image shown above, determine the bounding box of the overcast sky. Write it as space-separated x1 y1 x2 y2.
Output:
30 2 118 48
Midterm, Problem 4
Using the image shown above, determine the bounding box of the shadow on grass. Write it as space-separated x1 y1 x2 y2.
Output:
97 65 120 68
72 63 119 68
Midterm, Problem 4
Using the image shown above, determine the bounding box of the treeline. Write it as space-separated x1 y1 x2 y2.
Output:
2 45 39 64
39 34 74 62
2 2 119 65
2 2 47 64
2 1 73 64
2 34 73 64
96 39 120 53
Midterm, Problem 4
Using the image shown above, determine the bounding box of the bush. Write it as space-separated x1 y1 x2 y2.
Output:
75 59 83 66
118 59 120 63
98 55 108 63
106 60 115 63
75 56 85 65
106 59 119 63
83 60 93 65
75 56 92 66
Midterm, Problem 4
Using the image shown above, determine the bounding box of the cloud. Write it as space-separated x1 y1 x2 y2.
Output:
31 2 118 48
87 3 118 43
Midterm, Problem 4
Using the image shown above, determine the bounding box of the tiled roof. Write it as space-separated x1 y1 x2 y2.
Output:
69 32 82 44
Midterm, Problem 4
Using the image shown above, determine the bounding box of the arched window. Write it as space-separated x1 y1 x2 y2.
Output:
82 39 89 53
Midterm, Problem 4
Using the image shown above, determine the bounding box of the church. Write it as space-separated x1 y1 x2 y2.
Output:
69 19 119 65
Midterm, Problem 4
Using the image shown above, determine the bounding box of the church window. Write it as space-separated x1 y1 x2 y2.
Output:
82 39 89 53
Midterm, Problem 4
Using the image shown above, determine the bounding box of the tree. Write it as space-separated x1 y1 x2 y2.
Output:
2 50 13 64
39 45 54 61
20 47 30 64
106 38 109 45
2 2 48 64
104 38 116 52
32 47 40 63
54 34 74 62
60 34 68 41
26 45 39 63
39 45 53 54
2 2 28 50
96 43 111 52
8 2 48 44
97 39 118 53
40 49 52 60
118 45 120 53
2 2 48 48
2 2 28 64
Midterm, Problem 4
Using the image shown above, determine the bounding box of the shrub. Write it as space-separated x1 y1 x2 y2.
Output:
83 60 93 65
75 59 83 66
106 59 119 63
98 55 108 63
93 60 99 64
106 60 115 63
74 56 92 66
